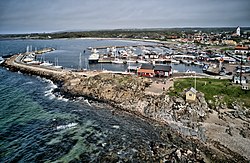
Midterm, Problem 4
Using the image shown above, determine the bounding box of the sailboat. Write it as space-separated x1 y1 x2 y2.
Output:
54 57 62 69
79 52 82 70
40 54 53 66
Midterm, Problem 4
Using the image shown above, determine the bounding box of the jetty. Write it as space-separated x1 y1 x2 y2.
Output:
92 44 169 50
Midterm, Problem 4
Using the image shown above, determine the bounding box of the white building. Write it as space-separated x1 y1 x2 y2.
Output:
236 26 241 36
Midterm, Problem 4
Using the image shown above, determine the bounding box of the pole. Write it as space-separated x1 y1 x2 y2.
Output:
240 53 243 84
79 52 82 70
195 72 197 90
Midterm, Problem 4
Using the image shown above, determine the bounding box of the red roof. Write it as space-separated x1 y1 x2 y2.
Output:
137 69 154 73
235 46 249 50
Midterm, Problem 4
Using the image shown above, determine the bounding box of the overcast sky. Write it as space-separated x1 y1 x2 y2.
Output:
0 0 249 34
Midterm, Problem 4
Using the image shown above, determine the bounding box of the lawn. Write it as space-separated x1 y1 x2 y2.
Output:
169 78 250 108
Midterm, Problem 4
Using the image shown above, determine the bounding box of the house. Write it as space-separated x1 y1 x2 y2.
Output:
137 64 154 77
222 40 237 46
154 65 172 77
242 84 249 90
186 87 197 102
232 75 248 84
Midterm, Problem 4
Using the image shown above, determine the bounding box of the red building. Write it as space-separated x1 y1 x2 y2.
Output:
137 64 172 77
137 64 154 77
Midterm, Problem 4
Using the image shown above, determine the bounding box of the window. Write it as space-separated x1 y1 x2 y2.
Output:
189 94 192 96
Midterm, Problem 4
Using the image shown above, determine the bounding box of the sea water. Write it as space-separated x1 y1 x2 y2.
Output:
0 39 198 162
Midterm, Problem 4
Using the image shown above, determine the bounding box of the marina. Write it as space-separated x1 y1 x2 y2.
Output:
3 39 247 78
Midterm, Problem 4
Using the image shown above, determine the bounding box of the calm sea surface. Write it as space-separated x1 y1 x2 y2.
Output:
0 39 199 162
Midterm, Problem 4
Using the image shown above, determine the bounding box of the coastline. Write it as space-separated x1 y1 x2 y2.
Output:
2 51 249 162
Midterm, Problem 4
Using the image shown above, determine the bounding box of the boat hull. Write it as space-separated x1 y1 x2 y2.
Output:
88 59 99 64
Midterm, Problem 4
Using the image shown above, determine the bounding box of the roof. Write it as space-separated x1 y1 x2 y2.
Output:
137 69 154 73
187 87 197 94
127 66 138 70
154 65 171 71
140 63 154 70
233 75 247 80
235 46 249 50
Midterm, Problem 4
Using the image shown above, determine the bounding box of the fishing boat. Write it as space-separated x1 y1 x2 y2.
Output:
88 50 100 64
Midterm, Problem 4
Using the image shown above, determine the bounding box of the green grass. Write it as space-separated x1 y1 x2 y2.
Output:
169 78 250 108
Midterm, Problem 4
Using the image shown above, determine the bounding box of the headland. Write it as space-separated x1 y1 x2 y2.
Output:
1 44 250 162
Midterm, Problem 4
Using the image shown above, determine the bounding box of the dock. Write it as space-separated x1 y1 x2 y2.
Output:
92 44 169 50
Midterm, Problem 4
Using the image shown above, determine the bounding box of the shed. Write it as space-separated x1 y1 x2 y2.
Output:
154 65 172 77
137 64 154 77
186 87 197 102
242 84 249 90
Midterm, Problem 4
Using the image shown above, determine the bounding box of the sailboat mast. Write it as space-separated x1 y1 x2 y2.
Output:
79 52 82 70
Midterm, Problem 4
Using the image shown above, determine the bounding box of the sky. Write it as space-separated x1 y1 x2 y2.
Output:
0 0 249 34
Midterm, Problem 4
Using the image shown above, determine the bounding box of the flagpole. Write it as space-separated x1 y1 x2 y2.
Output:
195 72 196 90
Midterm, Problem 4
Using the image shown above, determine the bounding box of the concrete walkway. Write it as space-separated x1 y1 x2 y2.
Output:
145 79 174 95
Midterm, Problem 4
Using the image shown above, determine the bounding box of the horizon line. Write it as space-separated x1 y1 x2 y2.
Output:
1 26 250 35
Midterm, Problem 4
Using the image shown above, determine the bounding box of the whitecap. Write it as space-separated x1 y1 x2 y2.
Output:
84 99 92 106
112 125 120 129
21 81 33 85
56 122 78 130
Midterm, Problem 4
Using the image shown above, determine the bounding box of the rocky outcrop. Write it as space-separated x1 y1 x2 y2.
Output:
60 73 250 162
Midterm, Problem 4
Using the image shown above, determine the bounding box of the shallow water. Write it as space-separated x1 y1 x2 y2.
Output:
0 67 176 162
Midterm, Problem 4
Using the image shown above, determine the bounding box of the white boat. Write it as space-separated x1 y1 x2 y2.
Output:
0 57 4 65
23 57 34 63
181 60 192 65
193 61 203 66
171 59 180 64
27 60 41 65
54 58 62 69
112 58 126 64
40 61 53 67
0 57 5 65
186 69 196 73
88 51 100 64
91 48 99 53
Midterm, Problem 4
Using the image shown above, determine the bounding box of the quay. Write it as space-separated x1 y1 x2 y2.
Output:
92 44 169 50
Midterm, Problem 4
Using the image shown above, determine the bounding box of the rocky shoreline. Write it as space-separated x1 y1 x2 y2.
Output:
2 55 250 162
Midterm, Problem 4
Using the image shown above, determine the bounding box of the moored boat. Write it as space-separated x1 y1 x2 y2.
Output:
0 57 5 65
88 51 100 64
112 58 126 64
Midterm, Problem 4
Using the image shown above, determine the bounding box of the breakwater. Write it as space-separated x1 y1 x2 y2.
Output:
2 53 248 162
